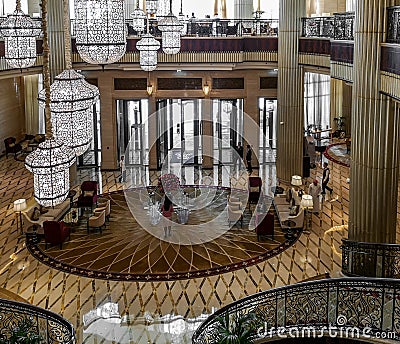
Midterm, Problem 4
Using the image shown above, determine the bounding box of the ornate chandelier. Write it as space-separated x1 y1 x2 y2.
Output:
38 70 99 156
158 0 183 54
25 0 75 207
38 0 100 157
136 33 160 72
74 0 127 65
0 0 41 69
131 1 146 32
156 0 169 17
145 0 158 15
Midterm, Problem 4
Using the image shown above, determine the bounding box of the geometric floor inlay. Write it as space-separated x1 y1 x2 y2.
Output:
27 189 300 281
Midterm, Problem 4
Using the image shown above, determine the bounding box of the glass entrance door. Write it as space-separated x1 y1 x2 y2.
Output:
116 99 149 166
156 99 202 170
212 99 244 165
259 98 277 164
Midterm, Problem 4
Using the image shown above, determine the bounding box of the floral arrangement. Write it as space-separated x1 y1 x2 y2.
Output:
0 318 43 344
157 174 180 195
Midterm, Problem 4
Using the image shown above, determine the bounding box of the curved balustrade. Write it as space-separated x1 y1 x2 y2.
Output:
302 12 354 40
0 298 75 343
192 278 400 343
341 239 400 278
387 7 400 44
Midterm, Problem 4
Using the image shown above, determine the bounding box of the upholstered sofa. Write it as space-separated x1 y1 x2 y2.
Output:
21 198 70 234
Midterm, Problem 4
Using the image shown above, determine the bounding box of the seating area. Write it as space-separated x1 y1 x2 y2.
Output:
4 137 22 159
21 197 70 234
77 181 98 211
273 191 305 230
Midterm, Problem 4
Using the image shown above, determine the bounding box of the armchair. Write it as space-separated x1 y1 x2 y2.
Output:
4 137 22 159
255 213 274 240
43 221 70 249
228 201 243 227
95 199 110 222
248 176 262 210
77 181 98 211
87 210 106 234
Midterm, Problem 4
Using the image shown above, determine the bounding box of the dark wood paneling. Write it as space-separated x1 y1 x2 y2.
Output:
299 38 331 55
212 78 244 89
260 77 278 89
86 78 98 87
381 45 400 76
331 41 354 64
242 37 278 52
114 78 147 90
157 78 202 90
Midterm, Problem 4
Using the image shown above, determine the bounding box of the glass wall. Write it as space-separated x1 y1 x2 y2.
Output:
304 72 330 132
116 99 149 166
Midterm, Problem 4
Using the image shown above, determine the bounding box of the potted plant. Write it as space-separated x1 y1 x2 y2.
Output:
0 318 43 344
214 311 258 344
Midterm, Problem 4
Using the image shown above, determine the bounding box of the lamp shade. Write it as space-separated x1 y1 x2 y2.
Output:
0 10 42 69
301 194 313 208
74 0 127 65
158 12 183 54
13 199 27 212
136 33 160 71
291 175 302 186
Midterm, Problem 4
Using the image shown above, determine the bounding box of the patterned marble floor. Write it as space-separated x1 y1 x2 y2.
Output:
0 154 390 343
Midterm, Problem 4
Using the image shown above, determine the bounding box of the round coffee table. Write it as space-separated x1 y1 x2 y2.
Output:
282 220 297 238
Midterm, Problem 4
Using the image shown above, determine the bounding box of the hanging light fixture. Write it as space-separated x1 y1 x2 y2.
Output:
158 0 183 54
131 0 146 32
39 0 100 157
145 0 158 15
136 33 160 71
25 0 75 208
178 0 187 35
0 0 41 69
156 0 169 17
74 0 127 65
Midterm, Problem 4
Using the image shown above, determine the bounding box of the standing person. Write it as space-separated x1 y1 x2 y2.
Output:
233 142 243 169
308 179 322 213
322 162 333 197
246 144 253 174
161 196 174 237
119 155 126 183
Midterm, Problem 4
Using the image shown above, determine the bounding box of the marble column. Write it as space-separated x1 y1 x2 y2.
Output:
28 0 40 17
125 0 136 19
234 0 253 19
349 0 400 244
48 0 65 80
277 0 306 182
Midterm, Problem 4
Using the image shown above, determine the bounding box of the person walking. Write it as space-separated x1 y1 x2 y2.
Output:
246 144 253 174
308 179 322 213
119 155 126 182
161 196 174 237
322 162 333 198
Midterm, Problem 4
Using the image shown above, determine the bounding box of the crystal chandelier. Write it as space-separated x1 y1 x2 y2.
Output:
0 0 41 69
158 0 183 54
25 0 75 207
136 33 160 71
145 0 158 15
74 0 127 65
131 1 146 32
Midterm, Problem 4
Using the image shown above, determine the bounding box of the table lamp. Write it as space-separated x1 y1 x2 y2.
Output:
13 198 27 234
300 194 313 232
291 175 302 187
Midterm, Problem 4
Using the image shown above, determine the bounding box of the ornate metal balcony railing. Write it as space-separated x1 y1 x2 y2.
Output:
0 298 75 343
70 18 279 38
192 278 400 343
341 239 400 278
302 12 354 40
387 6 400 44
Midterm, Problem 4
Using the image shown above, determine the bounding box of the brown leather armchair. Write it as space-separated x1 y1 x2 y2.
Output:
4 137 22 159
43 221 70 249
255 213 274 240
77 181 98 211
248 176 262 210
